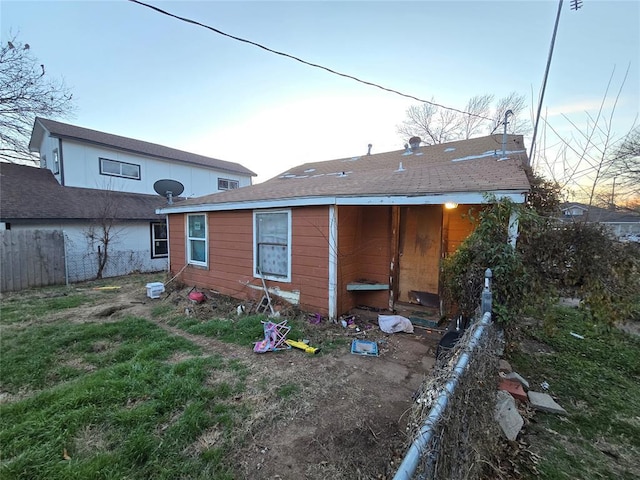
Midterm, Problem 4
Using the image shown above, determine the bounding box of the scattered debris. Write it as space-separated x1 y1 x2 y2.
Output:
499 359 513 373
188 289 206 304
253 320 291 353
503 371 530 390
498 378 528 402
378 315 414 334
569 331 585 339
351 339 379 357
495 390 524 441
146 282 165 299
286 339 321 354
540 381 550 391
527 391 568 415
92 286 121 291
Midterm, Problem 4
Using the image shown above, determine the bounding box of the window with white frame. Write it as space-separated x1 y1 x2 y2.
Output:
254 210 290 281
218 178 239 190
151 222 168 258
99 157 141 180
187 214 207 266
53 149 60 174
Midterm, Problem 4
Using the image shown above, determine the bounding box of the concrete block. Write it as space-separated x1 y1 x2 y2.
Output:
495 390 524 441
528 391 567 415
504 371 530 390
498 379 528 402
499 359 513 373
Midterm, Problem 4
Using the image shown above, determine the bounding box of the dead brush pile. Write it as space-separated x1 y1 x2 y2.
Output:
406 319 501 480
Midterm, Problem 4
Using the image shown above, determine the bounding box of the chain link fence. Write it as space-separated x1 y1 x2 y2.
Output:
65 249 167 283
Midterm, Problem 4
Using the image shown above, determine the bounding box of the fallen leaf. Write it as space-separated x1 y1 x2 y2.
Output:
63 448 71 460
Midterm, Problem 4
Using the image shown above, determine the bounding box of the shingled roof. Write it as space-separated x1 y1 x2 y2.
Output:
29 118 256 177
1 163 166 221
560 202 640 224
160 134 530 212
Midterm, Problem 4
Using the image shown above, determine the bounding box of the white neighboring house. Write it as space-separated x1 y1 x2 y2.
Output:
28 117 256 196
0 119 256 282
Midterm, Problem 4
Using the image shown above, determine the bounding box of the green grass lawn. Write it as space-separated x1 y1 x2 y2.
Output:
510 307 640 479
0 293 248 479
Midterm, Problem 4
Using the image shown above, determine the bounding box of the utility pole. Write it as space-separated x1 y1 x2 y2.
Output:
530 0 582 169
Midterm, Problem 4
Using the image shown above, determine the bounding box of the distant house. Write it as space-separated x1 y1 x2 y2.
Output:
0 163 169 281
0 118 256 282
28 117 256 197
560 202 640 242
157 134 531 319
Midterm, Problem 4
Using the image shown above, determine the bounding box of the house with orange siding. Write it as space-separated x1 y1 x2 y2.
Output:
157 135 530 320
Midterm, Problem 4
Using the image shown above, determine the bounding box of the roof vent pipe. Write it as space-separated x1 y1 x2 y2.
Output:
367 143 372 155
501 110 513 157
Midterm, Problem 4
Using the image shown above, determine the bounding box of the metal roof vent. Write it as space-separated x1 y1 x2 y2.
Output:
402 143 413 156
367 143 373 155
409 136 421 152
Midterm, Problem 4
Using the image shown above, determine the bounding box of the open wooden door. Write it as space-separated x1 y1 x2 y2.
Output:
397 205 442 306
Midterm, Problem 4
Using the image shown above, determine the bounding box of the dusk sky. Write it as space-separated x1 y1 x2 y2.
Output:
2 1 638 186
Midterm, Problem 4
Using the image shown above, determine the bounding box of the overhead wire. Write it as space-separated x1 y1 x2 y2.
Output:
128 0 494 122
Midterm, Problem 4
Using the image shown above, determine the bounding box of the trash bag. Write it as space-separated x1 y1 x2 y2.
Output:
378 315 414 334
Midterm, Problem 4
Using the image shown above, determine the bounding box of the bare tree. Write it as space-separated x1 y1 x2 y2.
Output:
397 92 529 145
0 34 74 164
606 126 640 197
535 66 636 209
85 188 123 279
461 94 493 139
396 99 463 145
489 91 530 136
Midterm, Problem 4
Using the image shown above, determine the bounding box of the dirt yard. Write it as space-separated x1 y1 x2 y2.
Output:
52 278 445 479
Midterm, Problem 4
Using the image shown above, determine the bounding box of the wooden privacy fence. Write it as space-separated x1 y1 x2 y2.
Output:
0 230 66 292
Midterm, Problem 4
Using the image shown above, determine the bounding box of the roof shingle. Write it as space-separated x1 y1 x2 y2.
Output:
1 163 166 221
173 134 530 208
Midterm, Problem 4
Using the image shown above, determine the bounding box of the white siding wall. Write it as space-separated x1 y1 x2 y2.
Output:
7 221 167 281
38 135 62 182
56 139 251 196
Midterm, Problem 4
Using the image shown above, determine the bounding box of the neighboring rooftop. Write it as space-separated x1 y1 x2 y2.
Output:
1 163 166 221
560 202 640 224
29 117 257 177
166 134 530 209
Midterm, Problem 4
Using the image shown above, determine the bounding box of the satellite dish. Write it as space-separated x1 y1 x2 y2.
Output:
153 179 184 204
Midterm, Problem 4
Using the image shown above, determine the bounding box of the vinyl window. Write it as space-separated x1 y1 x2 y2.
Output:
187 214 207 266
254 210 291 282
218 178 239 190
53 149 60 174
99 158 141 180
151 222 168 258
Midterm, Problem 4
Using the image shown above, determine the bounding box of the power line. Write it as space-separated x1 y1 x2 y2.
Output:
129 0 494 122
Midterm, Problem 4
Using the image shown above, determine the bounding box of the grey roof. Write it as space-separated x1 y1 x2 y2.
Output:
0 163 166 221
168 134 530 209
29 118 256 177
560 202 640 224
